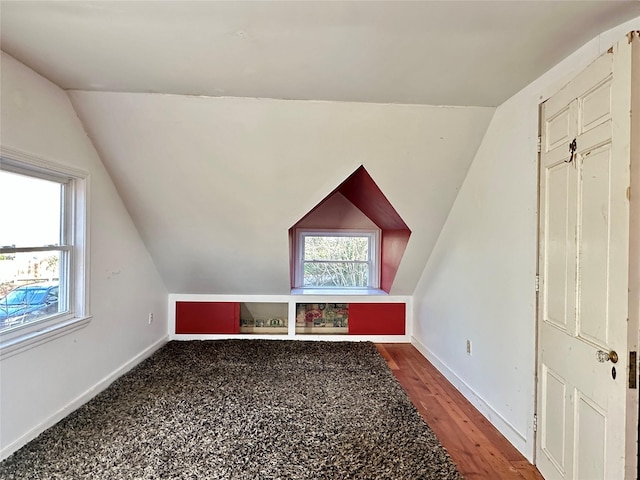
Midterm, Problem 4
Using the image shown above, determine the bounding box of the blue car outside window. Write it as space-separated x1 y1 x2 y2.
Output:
3 288 49 306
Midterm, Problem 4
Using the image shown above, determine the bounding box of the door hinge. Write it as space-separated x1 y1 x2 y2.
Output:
533 414 538 432
535 275 540 293
537 136 542 153
629 351 637 389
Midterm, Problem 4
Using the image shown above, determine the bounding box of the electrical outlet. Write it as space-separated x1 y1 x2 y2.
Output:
148 312 154 325
466 340 472 356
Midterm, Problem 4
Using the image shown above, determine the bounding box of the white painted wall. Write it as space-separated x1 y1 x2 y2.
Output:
412 17 640 461
68 91 495 296
0 53 169 459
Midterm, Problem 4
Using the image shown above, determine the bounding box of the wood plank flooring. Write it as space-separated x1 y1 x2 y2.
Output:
376 343 544 480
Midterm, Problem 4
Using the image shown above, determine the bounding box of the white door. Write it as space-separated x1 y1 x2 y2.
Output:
537 36 637 480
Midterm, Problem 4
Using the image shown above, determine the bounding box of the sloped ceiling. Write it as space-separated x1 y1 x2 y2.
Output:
1 1 638 107
68 92 494 294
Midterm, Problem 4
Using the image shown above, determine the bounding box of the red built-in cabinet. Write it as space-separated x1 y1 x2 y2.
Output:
174 300 406 336
175 301 240 334
348 303 405 335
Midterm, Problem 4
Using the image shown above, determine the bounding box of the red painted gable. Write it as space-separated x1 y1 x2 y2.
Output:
290 166 411 293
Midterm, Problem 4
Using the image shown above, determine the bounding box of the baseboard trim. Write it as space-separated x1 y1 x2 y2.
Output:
411 336 529 456
0 335 169 460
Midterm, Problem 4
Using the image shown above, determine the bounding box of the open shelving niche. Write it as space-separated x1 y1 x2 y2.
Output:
169 294 412 342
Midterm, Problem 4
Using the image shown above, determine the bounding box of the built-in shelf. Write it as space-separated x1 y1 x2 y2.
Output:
239 302 288 335
170 294 410 341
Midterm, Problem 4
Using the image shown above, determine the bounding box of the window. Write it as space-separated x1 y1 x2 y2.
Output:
0 153 89 357
295 229 380 290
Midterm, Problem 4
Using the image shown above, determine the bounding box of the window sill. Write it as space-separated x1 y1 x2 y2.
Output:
291 288 387 296
0 315 92 360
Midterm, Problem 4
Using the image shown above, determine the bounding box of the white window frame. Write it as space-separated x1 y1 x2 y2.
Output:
294 228 381 290
0 149 91 359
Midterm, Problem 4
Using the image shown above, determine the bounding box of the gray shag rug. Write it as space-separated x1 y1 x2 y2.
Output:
0 340 462 479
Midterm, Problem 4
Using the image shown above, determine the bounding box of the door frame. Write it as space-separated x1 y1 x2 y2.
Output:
627 30 640 480
534 32 640 479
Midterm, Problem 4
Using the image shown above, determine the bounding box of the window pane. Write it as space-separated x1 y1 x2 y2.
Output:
0 251 63 330
0 171 62 247
303 236 369 261
303 261 369 287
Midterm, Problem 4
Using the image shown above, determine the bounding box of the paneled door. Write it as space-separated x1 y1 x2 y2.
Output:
537 35 637 480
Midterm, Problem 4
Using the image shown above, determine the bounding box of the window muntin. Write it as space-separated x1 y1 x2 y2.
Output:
0 166 77 332
296 230 379 289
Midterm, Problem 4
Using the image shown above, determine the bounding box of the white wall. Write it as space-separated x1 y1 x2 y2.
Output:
68 91 495 296
412 17 640 461
0 53 169 459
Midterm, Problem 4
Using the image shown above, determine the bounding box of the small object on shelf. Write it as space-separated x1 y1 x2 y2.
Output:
238 302 288 334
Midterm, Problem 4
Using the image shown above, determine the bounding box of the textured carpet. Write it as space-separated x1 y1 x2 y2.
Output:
0 340 462 479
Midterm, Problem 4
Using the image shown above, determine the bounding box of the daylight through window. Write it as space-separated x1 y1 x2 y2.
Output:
296 230 379 289
0 161 85 335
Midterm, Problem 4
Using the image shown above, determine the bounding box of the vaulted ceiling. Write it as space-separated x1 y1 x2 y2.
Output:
1 1 638 295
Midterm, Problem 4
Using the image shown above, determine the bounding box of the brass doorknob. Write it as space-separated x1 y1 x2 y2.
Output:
596 350 619 364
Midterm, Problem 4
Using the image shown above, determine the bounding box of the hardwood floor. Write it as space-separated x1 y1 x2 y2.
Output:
376 343 544 480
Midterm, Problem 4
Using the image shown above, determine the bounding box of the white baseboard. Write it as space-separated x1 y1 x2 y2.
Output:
411 336 530 457
1 335 169 461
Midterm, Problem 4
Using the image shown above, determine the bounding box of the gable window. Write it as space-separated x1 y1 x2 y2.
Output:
295 229 380 290
0 153 89 357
